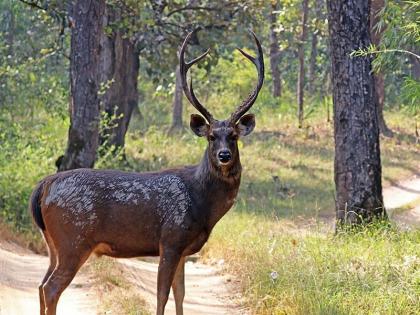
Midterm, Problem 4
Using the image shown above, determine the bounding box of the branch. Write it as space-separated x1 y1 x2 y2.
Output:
19 0 68 19
167 5 219 17
368 49 420 60
351 45 420 60
18 0 45 11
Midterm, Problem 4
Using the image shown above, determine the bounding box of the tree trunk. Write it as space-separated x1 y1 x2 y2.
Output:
5 6 14 57
371 0 393 137
297 0 309 128
269 0 282 98
327 0 386 225
169 0 199 130
409 54 420 80
308 31 318 94
309 0 325 95
98 7 139 152
0 6 14 106
170 64 184 130
373 73 392 136
59 0 105 171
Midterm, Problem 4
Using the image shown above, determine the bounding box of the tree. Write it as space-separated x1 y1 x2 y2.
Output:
327 0 386 225
0 1 14 106
98 6 139 152
308 0 324 94
59 0 105 171
20 0 254 168
269 0 282 98
169 0 202 131
297 0 309 128
308 30 318 94
170 64 184 131
409 53 420 80
371 0 393 137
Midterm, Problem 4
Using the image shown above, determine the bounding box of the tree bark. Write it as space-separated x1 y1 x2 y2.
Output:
297 0 309 128
59 0 105 171
98 6 139 152
327 0 386 225
269 0 282 98
409 54 420 80
169 0 199 130
371 0 393 137
309 0 325 94
170 64 184 130
308 31 318 94
5 6 14 57
0 5 14 106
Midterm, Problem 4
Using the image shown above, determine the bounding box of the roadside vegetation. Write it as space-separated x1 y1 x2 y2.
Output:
206 216 420 315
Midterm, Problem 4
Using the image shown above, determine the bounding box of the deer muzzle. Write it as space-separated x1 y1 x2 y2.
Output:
218 150 232 164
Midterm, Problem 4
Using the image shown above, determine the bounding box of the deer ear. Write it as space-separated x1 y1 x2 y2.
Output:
190 114 209 137
236 114 255 136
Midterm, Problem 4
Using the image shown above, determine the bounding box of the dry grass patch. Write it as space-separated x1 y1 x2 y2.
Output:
90 257 151 315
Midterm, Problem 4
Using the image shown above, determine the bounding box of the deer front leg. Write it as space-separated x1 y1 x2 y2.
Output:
156 247 182 315
172 257 185 315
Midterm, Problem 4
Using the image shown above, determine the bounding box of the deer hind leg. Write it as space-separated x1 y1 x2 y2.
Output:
39 232 58 315
42 245 91 315
172 257 185 315
156 247 182 315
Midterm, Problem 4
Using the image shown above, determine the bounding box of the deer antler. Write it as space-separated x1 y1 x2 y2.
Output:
179 29 213 123
179 30 264 124
229 31 265 124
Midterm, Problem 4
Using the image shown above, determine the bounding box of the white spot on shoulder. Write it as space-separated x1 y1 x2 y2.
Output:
109 174 191 226
45 173 95 214
152 175 191 225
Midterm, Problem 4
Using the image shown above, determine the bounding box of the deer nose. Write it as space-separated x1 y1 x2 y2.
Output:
218 150 232 163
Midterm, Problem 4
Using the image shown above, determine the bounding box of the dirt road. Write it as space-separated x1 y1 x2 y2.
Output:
0 174 418 315
0 241 245 315
383 175 420 228
0 242 97 315
119 258 245 315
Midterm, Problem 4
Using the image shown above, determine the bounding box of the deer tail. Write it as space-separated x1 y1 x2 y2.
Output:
29 181 46 231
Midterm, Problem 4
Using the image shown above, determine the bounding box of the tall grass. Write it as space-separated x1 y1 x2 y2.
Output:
204 213 420 315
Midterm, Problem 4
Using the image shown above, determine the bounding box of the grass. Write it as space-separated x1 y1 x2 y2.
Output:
89 257 151 315
389 198 420 216
203 214 420 315
0 219 45 253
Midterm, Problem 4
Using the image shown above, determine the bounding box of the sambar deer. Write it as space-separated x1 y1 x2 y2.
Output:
30 30 264 315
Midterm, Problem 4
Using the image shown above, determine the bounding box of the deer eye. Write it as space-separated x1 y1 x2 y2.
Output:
231 134 239 141
209 135 216 141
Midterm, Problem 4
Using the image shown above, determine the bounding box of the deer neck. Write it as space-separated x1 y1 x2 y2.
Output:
194 148 241 229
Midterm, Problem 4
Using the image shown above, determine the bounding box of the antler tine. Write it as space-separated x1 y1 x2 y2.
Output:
179 30 213 122
189 77 204 114
230 31 265 124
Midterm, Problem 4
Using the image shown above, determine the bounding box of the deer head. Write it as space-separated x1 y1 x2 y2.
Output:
179 30 264 173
